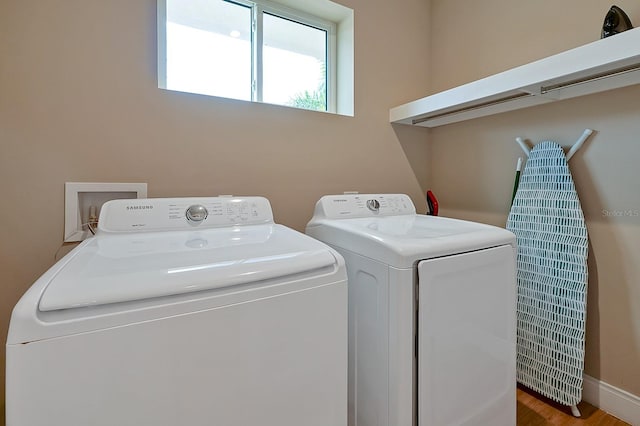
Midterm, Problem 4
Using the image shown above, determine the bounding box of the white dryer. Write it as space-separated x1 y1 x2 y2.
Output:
7 196 347 426
306 194 517 426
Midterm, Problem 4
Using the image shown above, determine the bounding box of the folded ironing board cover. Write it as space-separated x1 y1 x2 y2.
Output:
506 141 588 406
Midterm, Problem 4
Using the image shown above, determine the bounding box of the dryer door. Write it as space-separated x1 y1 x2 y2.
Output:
417 245 516 426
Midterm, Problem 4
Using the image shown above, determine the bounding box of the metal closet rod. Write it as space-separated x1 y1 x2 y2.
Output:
515 129 594 161
540 63 640 94
412 62 640 125
411 92 533 125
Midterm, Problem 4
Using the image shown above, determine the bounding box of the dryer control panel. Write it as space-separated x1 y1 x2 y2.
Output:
311 194 416 220
98 196 274 233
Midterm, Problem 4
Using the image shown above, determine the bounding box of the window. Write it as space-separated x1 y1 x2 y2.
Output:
158 0 353 115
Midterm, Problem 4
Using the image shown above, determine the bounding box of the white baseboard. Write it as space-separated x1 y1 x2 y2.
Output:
582 374 640 425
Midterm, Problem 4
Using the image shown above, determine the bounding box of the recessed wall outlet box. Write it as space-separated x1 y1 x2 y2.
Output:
64 182 147 242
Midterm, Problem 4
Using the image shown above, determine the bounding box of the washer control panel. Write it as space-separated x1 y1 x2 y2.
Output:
98 196 274 233
312 194 416 220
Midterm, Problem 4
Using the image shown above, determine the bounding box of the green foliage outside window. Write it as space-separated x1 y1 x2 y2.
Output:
288 61 327 111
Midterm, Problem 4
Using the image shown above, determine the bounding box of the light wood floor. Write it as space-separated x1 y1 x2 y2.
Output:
517 385 630 425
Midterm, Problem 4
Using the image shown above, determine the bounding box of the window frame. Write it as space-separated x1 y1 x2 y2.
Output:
159 0 338 113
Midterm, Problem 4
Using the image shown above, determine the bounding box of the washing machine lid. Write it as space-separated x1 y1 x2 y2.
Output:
39 224 337 311
307 214 515 269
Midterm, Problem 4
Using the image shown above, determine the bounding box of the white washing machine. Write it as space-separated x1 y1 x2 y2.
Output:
6 196 347 426
306 194 517 426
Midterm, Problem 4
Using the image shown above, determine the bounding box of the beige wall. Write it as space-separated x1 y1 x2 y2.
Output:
0 0 431 421
3 0 637 421
430 0 640 398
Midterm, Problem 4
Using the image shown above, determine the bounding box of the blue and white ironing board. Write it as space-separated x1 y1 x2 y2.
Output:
507 129 592 417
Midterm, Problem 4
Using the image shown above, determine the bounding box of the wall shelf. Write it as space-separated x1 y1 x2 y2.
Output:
390 27 640 128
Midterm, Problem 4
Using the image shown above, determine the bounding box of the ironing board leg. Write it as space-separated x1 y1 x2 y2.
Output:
570 404 581 417
566 129 594 162
515 137 531 157
515 128 594 162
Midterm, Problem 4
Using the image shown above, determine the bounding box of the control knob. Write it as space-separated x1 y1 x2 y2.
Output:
366 199 380 212
186 204 208 223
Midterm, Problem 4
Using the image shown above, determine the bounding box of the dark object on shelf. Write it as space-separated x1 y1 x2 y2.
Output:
601 5 633 38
